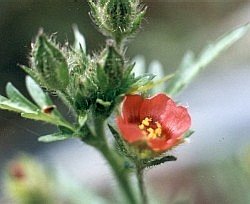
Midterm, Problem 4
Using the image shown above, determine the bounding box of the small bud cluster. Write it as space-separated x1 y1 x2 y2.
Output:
22 1 146 118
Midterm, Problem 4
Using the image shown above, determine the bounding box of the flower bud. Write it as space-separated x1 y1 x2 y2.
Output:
103 40 124 87
106 0 131 33
89 0 146 42
31 31 69 91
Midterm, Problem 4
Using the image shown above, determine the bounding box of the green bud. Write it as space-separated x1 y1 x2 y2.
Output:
31 31 69 91
103 40 124 87
88 0 146 43
106 0 131 33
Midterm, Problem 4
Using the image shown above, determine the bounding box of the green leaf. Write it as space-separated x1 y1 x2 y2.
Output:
166 23 250 96
26 76 66 119
0 80 75 131
0 95 19 111
1 83 38 113
26 76 53 108
132 73 174 94
21 111 75 132
128 73 155 93
38 132 73 143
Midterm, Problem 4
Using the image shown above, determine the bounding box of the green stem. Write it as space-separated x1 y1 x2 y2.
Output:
94 118 137 204
136 165 148 204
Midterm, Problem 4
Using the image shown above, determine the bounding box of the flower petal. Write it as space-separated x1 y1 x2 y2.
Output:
122 94 144 123
161 105 191 138
147 137 181 152
116 116 144 143
140 93 174 121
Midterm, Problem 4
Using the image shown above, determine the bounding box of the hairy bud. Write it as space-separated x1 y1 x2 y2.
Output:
103 40 124 87
88 0 146 43
106 0 131 33
31 31 69 91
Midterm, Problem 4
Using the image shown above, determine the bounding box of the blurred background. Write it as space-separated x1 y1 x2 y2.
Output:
0 0 250 203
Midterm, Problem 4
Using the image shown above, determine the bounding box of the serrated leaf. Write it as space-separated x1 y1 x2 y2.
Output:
166 23 250 96
38 132 73 143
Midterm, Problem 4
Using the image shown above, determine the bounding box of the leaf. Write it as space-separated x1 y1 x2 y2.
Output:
38 132 73 143
0 95 20 111
25 76 62 117
0 83 38 113
21 111 75 132
128 73 155 93
26 76 53 108
166 23 250 96
0 81 75 131
132 73 174 94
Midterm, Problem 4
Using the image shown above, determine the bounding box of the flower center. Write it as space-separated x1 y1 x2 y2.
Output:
138 117 162 139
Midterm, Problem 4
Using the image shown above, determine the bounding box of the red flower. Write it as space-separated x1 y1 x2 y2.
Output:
116 93 191 152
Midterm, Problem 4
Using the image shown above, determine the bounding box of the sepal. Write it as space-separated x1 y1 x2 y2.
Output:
141 155 177 169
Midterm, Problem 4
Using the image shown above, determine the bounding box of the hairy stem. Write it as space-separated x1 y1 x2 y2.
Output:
94 118 137 204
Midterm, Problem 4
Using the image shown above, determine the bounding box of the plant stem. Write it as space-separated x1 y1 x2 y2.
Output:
94 117 137 204
136 165 148 204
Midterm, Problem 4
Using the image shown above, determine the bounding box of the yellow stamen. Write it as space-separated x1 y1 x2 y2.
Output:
139 124 145 130
141 117 152 126
138 117 163 139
